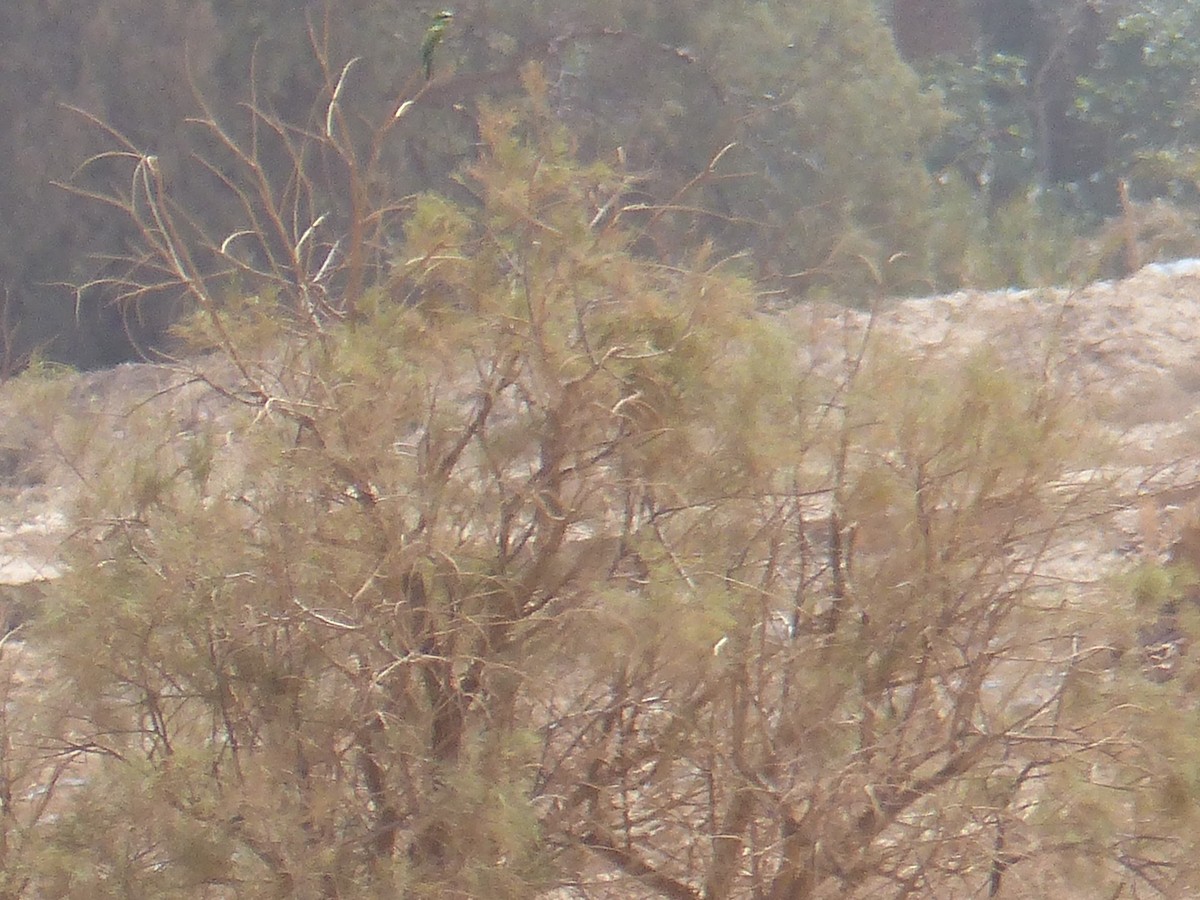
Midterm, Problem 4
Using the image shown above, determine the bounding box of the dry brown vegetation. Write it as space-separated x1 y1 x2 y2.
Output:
0 45 1194 900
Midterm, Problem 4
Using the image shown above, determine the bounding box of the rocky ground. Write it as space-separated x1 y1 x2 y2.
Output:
795 260 1200 562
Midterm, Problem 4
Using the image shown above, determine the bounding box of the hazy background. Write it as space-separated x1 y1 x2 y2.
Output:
1 0 1194 367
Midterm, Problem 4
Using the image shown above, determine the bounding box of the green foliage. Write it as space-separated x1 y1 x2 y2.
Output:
695 0 946 297
923 51 1038 203
1074 3 1200 191
0 0 1002 366
1125 561 1192 611
927 174 1080 287
920 1 1200 274
21 0 1200 371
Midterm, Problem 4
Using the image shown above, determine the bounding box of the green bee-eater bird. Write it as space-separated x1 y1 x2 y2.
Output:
422 10 454 81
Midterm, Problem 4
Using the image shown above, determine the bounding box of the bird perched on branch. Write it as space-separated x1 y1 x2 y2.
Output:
422 10 454 81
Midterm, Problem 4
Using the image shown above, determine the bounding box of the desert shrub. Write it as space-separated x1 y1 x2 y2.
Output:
0 62 1191 898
